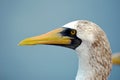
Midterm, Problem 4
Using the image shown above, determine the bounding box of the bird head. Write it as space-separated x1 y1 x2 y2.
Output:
19 21 82 49
18 20 100 50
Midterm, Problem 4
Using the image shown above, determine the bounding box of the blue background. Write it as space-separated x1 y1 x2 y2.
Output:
0 0 120 80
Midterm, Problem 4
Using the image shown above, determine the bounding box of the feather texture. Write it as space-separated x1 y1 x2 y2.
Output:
64 20 112 80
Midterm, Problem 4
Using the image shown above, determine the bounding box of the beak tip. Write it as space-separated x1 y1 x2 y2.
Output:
18 38 29 46
18 41 25 46
18 38 37 46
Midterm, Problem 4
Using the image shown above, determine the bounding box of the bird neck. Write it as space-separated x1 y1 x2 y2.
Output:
75 43 95 80
75 41 112 80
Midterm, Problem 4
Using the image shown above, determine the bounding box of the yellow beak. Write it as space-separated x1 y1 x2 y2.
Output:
112 53 120 65
18 28 71 46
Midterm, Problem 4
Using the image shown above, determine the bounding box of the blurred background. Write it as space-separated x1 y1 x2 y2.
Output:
0 0 120 80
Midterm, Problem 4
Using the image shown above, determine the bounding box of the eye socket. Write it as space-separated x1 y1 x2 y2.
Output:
70 30 76 35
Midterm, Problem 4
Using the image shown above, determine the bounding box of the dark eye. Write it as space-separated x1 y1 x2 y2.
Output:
70 30 76 35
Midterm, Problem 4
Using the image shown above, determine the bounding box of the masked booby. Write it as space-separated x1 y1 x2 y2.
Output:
19 20 119 80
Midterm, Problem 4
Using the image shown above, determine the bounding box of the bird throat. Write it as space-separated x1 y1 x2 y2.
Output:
75 41 112 80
